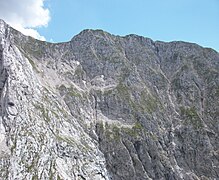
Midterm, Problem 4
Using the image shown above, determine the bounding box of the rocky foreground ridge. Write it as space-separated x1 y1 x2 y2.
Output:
0 19 218 179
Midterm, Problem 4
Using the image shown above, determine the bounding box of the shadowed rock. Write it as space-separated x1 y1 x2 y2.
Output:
0 19 218 179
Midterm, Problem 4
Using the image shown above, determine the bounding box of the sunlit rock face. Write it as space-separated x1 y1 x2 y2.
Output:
0 19 218 180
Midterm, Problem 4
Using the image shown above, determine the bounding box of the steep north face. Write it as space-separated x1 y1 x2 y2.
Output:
0 19 218 179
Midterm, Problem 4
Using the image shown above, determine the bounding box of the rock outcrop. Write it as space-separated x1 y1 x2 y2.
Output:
0 19 218 179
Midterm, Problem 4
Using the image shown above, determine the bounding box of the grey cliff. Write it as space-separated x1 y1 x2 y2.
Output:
0 19 218 179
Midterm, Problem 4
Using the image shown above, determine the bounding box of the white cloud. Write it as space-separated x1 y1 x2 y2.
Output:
0 0 50 41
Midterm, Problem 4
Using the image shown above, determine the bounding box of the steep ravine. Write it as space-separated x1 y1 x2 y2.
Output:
0 19 218 179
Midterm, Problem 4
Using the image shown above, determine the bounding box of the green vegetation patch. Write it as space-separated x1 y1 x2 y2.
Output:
116 82 159 114
103 122 146 141
67 87 81 98
180 106 203 129
105 124 121 141
122 122 145 138
74 67 84 76
59 85 82 98
33 104 50 122
56 135 76 146
139 90 158 114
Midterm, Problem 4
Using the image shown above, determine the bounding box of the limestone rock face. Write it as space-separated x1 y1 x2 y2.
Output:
0 19 218 179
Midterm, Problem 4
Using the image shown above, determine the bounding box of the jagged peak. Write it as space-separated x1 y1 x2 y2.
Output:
71 29 115 43
72 28 153 42
0 18 218 53
0 19 6 25
0 19 7 32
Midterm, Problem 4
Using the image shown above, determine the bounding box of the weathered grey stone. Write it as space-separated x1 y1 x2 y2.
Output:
0 19 218 179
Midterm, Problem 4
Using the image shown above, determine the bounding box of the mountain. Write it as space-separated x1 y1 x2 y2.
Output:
0 19 218 180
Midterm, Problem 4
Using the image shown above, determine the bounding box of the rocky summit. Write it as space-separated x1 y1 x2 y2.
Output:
0 19 218 180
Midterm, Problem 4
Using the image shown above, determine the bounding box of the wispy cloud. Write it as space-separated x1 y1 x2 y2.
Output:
0 0 50 40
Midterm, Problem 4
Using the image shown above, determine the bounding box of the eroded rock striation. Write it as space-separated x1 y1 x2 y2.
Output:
0 19 218 179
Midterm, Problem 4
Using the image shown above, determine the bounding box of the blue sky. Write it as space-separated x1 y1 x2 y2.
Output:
0 0 218 51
